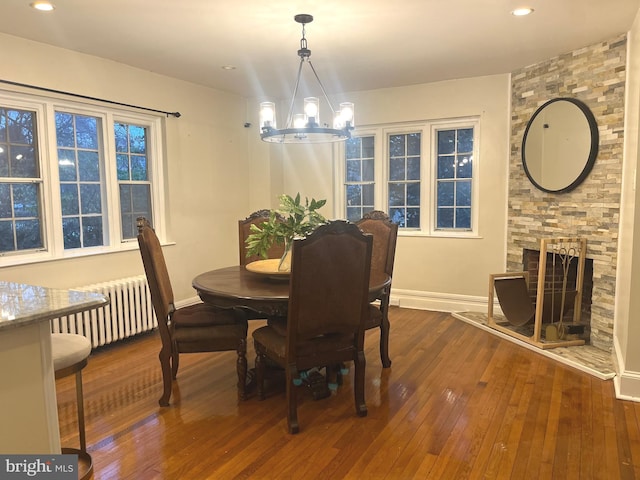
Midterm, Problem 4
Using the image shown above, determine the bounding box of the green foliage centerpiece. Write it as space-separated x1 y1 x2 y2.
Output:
245 193 327 271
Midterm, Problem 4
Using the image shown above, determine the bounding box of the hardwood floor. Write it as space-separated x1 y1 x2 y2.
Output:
55 307 640 479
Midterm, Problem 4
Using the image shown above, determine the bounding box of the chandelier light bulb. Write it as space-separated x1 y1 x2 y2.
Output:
339 102 355 127
304 97 320 125
293 114 306 129
260 102 276 129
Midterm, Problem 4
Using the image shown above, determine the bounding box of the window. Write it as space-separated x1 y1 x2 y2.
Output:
345 136 375 222
388 132 421 228
0 107 44 252
337 118 479 236
435 127 473 230
0 92 165 266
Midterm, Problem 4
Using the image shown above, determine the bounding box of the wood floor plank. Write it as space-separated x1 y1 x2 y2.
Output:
53 307 640 479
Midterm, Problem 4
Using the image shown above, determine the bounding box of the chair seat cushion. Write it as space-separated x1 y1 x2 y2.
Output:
51 333 91 372
173 303 245 329
253 325 355 363
174 322 247 342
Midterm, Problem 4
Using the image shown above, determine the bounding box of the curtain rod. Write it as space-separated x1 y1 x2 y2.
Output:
0 79 181 118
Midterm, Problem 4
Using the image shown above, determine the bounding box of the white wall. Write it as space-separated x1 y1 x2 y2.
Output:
0 33 250 301
615 10 640 399
248 74 512 310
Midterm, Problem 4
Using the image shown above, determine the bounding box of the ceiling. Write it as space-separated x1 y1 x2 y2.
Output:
1 0 639 99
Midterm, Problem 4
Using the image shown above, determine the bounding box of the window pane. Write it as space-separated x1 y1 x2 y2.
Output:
346 184 362 206
63 217 81 249
16 219 41 250
457 155 473 178
75 115 98 149
346 207 361 222
438 156 455 179
438 182 454 206
407 182 420 206
0 221 14 251
389 135 405 156
406 208 420 228
129 125 146 154
438 130 455 154
6 109 35 144
456 207 471 229
437 208 454 228
78 151 100 181
119 185 131 213
362 159 374 182
80 184 102 214
345 137 360 159
131 155 148 181
457 128 473 152
60 184 79 215
131 185 151 213
362 137 374 157
13 184 39 217
114 123 128 152
346 159 361 182
362 184 374 206
0 146 7 176
55 113 75 147
389 158 405 181
10 145 37 177
389 208 405 227
117 153 130 181
407 157 420 180
0 184 10 217
407 133 421 155
58 149 77 181
456 181 472 206
82 216 103 247
388 183 405 206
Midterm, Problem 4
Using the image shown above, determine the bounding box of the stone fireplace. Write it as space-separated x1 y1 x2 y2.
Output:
507 34 626 352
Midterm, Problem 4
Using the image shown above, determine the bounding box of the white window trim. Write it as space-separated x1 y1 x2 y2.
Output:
334 117 481 238
0 90 167 267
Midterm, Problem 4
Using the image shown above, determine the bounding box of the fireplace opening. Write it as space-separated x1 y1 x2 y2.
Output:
522 248 593 340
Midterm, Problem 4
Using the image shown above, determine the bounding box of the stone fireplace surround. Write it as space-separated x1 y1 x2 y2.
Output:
507 33 626 354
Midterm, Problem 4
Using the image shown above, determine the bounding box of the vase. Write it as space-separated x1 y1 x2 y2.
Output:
278 238 292 272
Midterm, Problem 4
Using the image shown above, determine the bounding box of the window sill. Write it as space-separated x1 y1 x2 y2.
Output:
398 230 482 239
0 240 176 268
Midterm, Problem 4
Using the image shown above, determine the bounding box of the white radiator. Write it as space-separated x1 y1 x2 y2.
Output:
51 275 157 348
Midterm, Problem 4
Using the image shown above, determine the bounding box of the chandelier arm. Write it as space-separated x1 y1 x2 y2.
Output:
307 60 337 114
285 58 306 128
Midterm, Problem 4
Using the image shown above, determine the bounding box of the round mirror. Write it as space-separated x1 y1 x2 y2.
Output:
522 98 598 193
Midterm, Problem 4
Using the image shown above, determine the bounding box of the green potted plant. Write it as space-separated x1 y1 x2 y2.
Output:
245 193 327 271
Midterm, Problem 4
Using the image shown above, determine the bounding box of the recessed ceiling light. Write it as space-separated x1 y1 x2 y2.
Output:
512 7 534 16
30 1 55 11
221 65 236 71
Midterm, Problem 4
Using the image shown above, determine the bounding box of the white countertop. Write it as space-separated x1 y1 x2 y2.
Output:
0 281 109 332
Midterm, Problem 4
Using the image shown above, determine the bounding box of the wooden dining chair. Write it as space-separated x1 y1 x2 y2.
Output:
136 217 248 406
356 210 398 368
252 220 373 434
238 209 286 266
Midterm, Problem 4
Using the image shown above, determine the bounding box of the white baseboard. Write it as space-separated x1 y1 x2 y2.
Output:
613 335 640 401
390 288 491 313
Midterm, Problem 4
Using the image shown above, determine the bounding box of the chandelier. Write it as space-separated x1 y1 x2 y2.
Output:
259 14 355 144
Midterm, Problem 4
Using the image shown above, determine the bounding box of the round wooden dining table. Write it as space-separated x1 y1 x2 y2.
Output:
192 265 390 318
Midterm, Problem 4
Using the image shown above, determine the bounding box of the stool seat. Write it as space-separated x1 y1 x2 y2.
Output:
52 334 91 375
52 333 93 480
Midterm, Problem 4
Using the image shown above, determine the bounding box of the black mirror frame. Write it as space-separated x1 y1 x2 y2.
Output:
521 97 599 194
